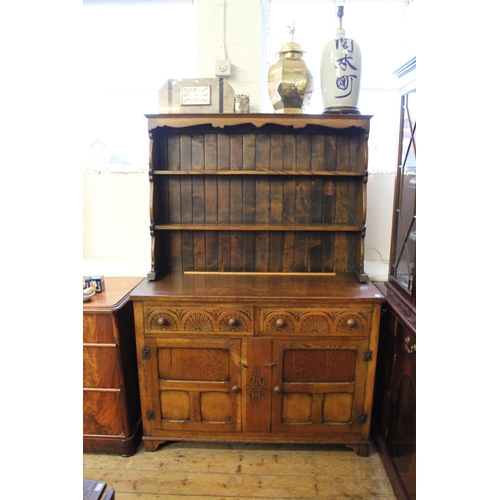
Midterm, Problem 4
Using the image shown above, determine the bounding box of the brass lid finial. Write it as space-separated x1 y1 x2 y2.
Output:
279 22 304 55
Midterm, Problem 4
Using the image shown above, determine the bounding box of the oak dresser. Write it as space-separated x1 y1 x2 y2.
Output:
130 114 384 456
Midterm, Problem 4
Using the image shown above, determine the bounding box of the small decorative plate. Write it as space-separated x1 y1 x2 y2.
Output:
83 289 96 302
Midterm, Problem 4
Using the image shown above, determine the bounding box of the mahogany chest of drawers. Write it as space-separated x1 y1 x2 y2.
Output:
83 277 144 455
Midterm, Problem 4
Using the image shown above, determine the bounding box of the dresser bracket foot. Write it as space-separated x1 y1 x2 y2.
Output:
346 442 370 457
143 438 170 452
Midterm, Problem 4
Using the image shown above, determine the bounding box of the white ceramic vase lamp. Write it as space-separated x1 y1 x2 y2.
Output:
320 1 361 114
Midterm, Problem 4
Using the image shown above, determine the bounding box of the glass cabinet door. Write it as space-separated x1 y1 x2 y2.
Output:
390 86 416 304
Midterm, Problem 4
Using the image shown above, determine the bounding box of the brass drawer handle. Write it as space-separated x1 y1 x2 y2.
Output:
275 318 286 328
228 318 239 327
405 336 416 354
346 318 357 328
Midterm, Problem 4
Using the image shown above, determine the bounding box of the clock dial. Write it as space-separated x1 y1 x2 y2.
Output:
180 85 211 105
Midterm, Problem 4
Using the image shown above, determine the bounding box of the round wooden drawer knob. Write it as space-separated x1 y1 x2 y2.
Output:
231 386 241 393
273 386 282 394
157 317 167 326
275 318 286 328
228 318 239 327
346 318 357 328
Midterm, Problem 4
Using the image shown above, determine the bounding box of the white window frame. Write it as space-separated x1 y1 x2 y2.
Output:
82 0 197 173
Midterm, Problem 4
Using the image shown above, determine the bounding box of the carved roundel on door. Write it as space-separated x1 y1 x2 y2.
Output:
245 369 268 405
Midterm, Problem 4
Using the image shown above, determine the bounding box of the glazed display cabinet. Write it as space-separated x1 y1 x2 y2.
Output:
131 113 384 456
372 57 416 499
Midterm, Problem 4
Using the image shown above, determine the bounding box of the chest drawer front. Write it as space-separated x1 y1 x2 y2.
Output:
258 308 371 337
83 345 121 389
83 391 125 436
83 314 117 343
143 305 254 335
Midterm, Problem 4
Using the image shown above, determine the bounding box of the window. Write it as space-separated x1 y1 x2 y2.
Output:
263 0 415 173
82 0 197 172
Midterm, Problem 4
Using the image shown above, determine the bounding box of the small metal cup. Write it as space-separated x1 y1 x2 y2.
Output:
234 95 250 113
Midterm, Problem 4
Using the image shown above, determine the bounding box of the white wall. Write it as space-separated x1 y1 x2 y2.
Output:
196 0 263 111
83 0 394 280
365 173 394 280
83 172 151 277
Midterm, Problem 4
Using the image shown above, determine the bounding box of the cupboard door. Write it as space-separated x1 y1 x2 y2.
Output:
142 337 242 433
272 339 370 438
388 325 416 499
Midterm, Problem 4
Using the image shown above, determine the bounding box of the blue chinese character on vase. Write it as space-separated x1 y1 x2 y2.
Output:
336 38 354 52
336 55 358 72
335 74 358 98
334 38 358 99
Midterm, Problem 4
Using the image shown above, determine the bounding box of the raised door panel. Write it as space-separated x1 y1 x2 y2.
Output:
272 339 370 438
143 337 242 434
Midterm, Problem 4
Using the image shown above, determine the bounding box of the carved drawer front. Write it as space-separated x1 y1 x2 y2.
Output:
144 306 254 335
259 308 370 337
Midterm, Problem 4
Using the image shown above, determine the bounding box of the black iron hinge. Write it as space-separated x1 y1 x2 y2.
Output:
364 350 373 361
142 347 151 359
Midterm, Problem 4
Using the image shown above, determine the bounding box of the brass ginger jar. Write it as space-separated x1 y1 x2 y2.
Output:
267 27 313 113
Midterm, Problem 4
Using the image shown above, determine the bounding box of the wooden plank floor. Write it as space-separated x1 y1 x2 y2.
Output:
83 441 397 499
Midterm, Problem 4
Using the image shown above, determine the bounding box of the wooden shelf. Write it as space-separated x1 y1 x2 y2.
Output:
146 113 372 133
152 170 365 177
153 223 365 232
